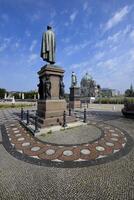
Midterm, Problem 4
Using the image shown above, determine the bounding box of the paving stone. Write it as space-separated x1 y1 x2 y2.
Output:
31 146 40 151
17 138 25 141
81 149 91 155
22 142 30 147
111 138 118 141
63 150 73 156
46 149 55 155
96 146 105 151
0 126 2 142
105 142 114 147
15 134 22 137
0 108 134 200
14 130 20 133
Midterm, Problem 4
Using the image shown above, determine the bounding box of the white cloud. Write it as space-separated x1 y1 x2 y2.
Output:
0 38 11 52
107 31 121 42
64 40 90 55
28 53 38 63
96 26 132 49
25 30 31 37
29 40 37 52
83 1 91 15
70 61 89 69
128 49 134 60
1 13 9 22
130 29 134 41
50 10 57 19
104 6 130 31
70 10 78 23
61 37 70 43
14 42 20 48
64 22 69 27
61 10 68 15
94 52 104 60
97 59 116 70
83 2 88 11
30 12 41 22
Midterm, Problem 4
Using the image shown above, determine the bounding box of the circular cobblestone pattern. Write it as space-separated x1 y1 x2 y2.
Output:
37 125 101 145
1 120 133 168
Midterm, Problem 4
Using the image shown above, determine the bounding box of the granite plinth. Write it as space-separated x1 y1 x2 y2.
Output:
37 99 67 118
69 86 81 109
37 65 77 127
37 115 77 128
38 65 64 100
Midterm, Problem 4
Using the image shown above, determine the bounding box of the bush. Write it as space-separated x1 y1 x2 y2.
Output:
94 97 134 104
0 103 34 109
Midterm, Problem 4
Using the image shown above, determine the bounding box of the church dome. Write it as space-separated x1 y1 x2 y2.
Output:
81 73 92 82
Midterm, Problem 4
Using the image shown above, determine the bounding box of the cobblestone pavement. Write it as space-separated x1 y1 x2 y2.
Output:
0 108 134 200
37 125 102 144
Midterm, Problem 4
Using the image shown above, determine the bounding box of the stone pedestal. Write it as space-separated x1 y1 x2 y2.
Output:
69 86 81 109
37 65 76 127
37 99 66 118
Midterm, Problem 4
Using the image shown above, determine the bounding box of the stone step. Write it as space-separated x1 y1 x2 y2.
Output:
37 115 77 128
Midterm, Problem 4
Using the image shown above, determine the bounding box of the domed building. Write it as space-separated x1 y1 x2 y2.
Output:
80 73 100 97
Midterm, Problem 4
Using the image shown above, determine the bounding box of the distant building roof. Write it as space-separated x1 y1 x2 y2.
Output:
81 73 92 82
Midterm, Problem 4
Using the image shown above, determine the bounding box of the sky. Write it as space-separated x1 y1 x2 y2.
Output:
0 0 134 93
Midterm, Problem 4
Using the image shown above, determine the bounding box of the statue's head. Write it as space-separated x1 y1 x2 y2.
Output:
47 25 52 30
72 71 75 75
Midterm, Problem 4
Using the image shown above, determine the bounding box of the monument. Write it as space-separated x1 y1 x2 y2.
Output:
37 26 75 127
69 72 81 109
80 73 100 98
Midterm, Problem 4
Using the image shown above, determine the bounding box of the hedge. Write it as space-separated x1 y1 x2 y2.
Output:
94 97 134 104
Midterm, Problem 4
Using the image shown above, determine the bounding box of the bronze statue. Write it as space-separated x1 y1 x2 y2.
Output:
40 26 56 64
59 77 65 99
71 71 77 87
38 78 44 99
44 76 51 99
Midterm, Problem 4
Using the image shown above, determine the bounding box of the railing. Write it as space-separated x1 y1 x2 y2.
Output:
20 108 39 133
20 107 87 134
68 107 87 123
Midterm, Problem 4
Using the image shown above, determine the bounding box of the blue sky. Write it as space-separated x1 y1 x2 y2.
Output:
0 0 134 93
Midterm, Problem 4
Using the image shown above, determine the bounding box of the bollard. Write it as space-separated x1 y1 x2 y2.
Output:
87 101 88 108
83 108 87 123
34 114 38 132
63 111 67 127
26 110 29 125
21 107 24 121
69 107 71 116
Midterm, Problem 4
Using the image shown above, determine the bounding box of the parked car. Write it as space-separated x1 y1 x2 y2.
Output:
122 102 134 117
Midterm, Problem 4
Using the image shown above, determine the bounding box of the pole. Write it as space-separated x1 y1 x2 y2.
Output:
69 107 71 116
63 111 67 127
21 107 24 121
83 108 87 123
26 110 29 125
34 113 38 132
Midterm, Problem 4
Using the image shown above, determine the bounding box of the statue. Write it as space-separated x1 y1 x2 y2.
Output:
44 76 51 99
59 77 65 99
38 78 44 99
71 71 77 87
40 25 56 64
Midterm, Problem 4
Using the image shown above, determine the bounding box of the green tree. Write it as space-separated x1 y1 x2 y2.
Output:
125 84 134 97
0 88 6 99
24 91 37 99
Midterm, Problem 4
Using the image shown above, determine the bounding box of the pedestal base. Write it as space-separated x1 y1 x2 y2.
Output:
37 99 77 127
37 65 77 127
69 100 81 109
37 99 67 118
38 115 77 127
69 86 81 109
